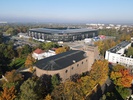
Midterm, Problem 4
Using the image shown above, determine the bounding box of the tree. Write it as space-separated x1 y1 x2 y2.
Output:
63 45 70 51
25 54 36 68
6 28 14 35
41 42 59 50
115 86 130 99
110 69 133 88
94 39 116 55
126 47 133 57
22 45 32 56
51 74 60 88
112 64 125 72
70 74 81 82
55 47 66 54
44 94 53 100
0 87 16 100
0 33 3 44
20 78 43 100
5 70 23 83
90 60 109 83
51 81 84 100
39 74 52 95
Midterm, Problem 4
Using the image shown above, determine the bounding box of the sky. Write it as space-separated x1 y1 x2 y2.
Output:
0 0 133 24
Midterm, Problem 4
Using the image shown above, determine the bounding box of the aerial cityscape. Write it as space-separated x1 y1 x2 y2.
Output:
0 0 133 100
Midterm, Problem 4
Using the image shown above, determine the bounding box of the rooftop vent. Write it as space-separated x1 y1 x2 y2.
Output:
73 60 76 63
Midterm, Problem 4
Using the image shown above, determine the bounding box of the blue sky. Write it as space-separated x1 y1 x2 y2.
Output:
0 0 133 23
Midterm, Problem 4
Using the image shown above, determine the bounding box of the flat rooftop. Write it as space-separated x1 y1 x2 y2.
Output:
29 28 97 34
108 41 131 53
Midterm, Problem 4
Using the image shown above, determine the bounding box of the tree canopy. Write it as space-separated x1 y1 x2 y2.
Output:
5 70 23 83
20 78 43 100
0 87 16 100
110 68 133 88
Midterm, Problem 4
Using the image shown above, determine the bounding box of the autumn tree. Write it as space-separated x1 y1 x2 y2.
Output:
44 94 53 100
0 87 16 100
5 70 23 83
51 60 109 100
51 81 84 100
25 54 36 68
63 45 70 51
110 69 133 87
90 60 109 83
94 39 116 55
120 33 131 41
55 47 66 54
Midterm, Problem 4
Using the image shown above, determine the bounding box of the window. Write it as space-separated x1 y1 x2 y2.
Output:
72 67 73 70
82 62 83 64
86 59 88 62
77 64 79 67
65 70 68 73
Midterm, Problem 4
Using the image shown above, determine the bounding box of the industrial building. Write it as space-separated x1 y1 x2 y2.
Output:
28 28 98 42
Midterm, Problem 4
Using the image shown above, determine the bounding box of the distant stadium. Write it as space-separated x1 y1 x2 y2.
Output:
28 28 98 42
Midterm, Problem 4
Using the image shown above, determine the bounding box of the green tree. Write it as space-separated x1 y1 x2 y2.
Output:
0 33 3 44
6 28 14 35
126 47 133 57
112 64 125 72
115 86 130 99
43 42 58 50
51 74 60 89
20 78 43 100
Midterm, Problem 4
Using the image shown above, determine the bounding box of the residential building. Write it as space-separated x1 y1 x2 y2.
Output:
105 41 133 67
32 48 55 60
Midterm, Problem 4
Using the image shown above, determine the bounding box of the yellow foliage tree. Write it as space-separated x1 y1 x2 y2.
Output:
90 60 109 84
0 87 16 100
44 94 53 100
55 47 66 54
25 54 36 68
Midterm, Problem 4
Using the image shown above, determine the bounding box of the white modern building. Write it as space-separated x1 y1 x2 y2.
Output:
32 48 56 60
105 41 133 66
18 33 30 39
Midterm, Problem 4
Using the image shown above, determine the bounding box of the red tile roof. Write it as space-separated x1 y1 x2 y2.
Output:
34 48 44 54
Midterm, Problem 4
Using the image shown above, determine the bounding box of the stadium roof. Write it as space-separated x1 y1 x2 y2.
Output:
35 50 87 70
29 28 97 34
